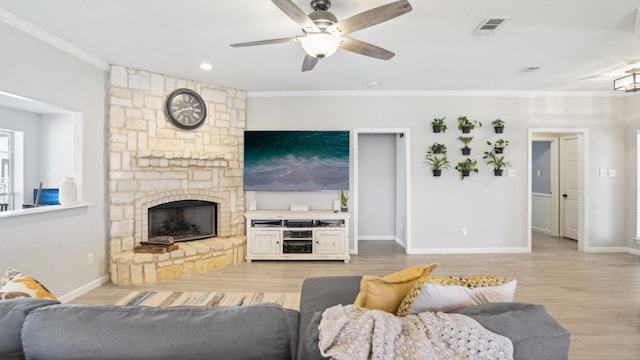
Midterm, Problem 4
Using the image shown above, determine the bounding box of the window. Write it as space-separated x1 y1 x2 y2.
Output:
637 130 640 240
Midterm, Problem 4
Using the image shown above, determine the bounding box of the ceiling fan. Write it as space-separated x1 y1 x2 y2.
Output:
230 0 413 71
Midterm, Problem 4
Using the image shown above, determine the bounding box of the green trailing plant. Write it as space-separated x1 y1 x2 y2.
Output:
492 119 505 128
486 139 509 153
431 117 447 133
455 158 479 180
457 116 482 132
429 142 447 155
483 152 511 170
340 189 349 207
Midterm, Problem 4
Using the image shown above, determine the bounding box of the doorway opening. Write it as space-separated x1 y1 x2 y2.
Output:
528 129 588 252
352 128 411 255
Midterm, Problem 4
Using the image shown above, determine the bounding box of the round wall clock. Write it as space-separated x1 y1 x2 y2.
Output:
164 88 207 130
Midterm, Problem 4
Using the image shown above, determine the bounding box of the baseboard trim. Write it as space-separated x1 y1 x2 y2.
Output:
627 247 640 256
407 247 530 255
584 246 629 254
58 275 110 303
531 227 552 235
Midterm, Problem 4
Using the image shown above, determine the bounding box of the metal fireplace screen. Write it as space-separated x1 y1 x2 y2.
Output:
148 200 217 242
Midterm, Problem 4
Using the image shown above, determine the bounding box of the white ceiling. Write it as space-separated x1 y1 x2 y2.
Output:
2 0 640 93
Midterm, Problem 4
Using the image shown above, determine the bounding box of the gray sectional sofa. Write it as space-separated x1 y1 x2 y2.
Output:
0 276 570 360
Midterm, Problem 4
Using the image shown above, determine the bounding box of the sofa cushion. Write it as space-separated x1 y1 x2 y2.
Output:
0 298 59 360
397 274 517 315
454 302 570 360
22 303 298 360
353 263 438 313
298 276 361 359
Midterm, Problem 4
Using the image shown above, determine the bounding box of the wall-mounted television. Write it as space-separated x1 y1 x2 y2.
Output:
244 130 349 191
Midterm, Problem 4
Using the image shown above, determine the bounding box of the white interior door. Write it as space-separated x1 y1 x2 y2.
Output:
560 136 579 240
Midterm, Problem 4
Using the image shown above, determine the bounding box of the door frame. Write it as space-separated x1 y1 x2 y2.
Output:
352 128 411 255
528 128 589 252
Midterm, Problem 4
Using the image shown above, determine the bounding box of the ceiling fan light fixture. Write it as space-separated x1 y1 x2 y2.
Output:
300 33 342 58
614 68 640 92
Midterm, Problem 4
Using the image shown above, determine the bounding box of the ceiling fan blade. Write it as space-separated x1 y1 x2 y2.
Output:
302 54 319 72
230 36 301 47
339 37 395 60
328 0 412 36
271 0 320 33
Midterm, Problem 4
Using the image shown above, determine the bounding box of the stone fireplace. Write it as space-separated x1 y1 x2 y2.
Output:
108 66 246 285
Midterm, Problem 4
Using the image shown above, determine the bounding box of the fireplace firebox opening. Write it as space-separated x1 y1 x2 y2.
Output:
148 200 217 242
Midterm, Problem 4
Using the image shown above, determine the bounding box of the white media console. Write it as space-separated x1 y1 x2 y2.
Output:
244 211 351 263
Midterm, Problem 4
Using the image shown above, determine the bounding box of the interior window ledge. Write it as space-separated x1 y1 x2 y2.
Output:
0 203 93 219
634 237 640 245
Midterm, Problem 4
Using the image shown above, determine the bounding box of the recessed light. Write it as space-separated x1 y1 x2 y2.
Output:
200 63 213 71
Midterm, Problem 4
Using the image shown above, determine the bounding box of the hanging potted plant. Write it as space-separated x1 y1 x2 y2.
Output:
340 189 349 212
458 136 473 155
425 151 450 177
431 117 447 133
492 119 505 134
457 116 482 133
429 142 447 155
483 151 511 176
486 139 509 154
455 158 479 180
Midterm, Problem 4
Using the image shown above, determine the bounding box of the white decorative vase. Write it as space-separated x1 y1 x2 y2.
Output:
59 177 77 206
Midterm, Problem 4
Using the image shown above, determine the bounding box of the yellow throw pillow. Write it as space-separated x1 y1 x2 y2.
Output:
396 274 516 316
353 263 438 313
0 268 58 301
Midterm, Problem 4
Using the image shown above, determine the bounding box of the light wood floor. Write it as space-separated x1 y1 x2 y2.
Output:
73 233 640 359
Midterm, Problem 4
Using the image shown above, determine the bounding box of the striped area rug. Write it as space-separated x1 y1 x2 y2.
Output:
115 291 300 310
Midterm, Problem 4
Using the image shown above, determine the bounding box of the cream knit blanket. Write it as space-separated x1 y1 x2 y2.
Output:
319 304 513 360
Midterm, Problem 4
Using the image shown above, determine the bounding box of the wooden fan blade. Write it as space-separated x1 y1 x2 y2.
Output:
272 0 320 33
302 54 319 72
340 37 395 60
328 0 412 36
230 36 302 47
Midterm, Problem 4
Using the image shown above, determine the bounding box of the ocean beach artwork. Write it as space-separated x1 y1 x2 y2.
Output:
244 131 349 191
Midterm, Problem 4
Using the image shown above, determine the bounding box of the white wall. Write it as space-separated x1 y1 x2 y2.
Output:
0 21 108 299
247 93 628 252
40 114 74 187
623 95 640 251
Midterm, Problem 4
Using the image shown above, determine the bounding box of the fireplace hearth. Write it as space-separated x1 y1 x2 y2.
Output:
148 200 217 242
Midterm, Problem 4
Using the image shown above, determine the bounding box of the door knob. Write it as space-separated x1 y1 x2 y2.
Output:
562 194 568 198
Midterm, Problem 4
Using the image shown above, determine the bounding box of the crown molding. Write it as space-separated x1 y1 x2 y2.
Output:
0 8 109 71
246 90 628 98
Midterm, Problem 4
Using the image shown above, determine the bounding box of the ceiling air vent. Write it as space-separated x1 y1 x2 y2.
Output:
474 17 511 35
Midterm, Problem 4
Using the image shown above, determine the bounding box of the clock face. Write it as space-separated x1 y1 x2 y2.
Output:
164 89 207 130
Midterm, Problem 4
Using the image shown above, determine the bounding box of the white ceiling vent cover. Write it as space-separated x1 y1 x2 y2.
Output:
474 17 511 35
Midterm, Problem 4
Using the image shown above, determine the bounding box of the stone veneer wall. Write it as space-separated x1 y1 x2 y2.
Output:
108 65 246 285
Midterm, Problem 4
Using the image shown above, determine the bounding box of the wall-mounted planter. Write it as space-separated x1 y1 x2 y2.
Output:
461 170 470 177
494 147 504 154
432 169 442 177
492 119 505 134
461 146 471 156
461 126 471 133
431 117 447 133
494 169 503 176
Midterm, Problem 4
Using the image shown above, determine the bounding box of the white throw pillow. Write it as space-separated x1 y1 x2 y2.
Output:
396 274 516 316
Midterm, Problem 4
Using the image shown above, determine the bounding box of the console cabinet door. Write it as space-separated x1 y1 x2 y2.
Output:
315 230 346 254
251 230 282 254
